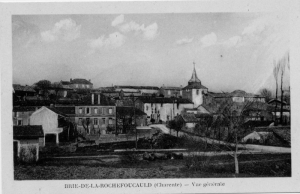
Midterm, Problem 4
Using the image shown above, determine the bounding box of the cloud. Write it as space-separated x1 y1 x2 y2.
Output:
222 36 241 48
111 14 124 27
143 23 158 40
200 32 217 48
175 37 193 45
117 21 159 40
41 18 81 42
89 32 125 50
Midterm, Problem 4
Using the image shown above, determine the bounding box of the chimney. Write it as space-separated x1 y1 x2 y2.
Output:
98 94 100 105
91 93 94 105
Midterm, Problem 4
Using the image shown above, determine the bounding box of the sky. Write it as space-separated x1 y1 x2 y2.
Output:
12 13 290 94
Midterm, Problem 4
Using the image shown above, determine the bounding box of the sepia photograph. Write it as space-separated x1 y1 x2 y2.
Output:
1 1 300 194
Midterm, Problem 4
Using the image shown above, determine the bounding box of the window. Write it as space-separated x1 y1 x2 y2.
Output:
78 118 82 125
146 106 148 111
79 108 83 114
102 118 106 124
196 90 199 95
99 108 103 115
109 108 113 114
109 118 113 125
94 118 98 125
86 107 90 114
94 108 98 114
168 90 171 95
17 119 22 126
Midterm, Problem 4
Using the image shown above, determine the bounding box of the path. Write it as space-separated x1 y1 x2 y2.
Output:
150 124 291 153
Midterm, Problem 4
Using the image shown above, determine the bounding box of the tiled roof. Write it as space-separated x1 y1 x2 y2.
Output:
116 107 147 117
13 84 36 93
13 125 44 139
13 106 37 112
242 120 273 128
137 97 193 104
70 79 92 85
114 85 160 90
180 113 198 123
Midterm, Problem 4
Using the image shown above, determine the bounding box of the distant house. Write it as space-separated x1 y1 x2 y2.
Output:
68 78 93 89
160 85 183 98
13 84 36 101
176 113 198 128
135 97 194 123
13 125 44 163
13 106 39 126
114 85 160 96
73 93 116 136
30 106 68 145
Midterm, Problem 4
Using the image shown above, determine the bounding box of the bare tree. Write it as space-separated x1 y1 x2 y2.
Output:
259 88 272 103
211 99 256 174
279 55 287 124
273 60 280 124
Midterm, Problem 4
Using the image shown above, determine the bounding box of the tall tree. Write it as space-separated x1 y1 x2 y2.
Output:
273 60 280 125
279 53 288 124
259 88 272 103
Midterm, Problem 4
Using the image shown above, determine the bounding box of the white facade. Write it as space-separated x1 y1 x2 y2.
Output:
143 103 194 122
30 106 64 145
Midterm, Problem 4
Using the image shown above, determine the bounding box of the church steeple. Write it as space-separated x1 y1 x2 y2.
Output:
188 62 201 85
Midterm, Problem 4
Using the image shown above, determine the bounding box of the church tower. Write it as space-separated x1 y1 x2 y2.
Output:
182 62 208 108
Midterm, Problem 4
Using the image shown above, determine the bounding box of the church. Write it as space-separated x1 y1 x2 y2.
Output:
182 63 208 108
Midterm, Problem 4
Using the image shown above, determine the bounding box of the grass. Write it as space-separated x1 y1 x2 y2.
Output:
14 153 291 180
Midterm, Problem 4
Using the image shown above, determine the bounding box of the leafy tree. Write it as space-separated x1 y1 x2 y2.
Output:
169 119 184 137
273 60 280 124
35 80 51 98
259 88 272 103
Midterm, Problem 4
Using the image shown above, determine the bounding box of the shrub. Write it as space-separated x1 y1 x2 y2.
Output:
18 145 37 164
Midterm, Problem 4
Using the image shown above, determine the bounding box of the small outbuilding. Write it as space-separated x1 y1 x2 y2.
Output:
13 125 44 163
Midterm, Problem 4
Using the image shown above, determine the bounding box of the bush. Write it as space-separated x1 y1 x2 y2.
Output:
120 154 142 164
18 145 37 164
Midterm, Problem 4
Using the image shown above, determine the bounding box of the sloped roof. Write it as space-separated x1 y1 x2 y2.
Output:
180 113 198 123
46 106 68 117
116 107 147 117
188 64 201 84
61 81 71 85
13 125 44 139
70 79 92 85
161 86 182 90
137 97 193 104
242 120 273 129
13 84 36 93
114 85 160 90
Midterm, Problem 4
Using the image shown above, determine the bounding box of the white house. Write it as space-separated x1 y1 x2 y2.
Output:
30 106 67 146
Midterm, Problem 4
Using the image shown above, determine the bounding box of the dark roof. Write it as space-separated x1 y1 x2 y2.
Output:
188 65 201 84
13 125 44 139
208 90 263 98
161 86 182 90
13 106 37 112
268 99 287 105
61 81 71 85
54 106 76 115
137 97 193 104
180 113 198 123
114 85 160 90
116 107 147 117
70 79 92 85
46 106 68 117
183 84 208 90
266 105 289 112
13 84 36 93
116 100 134 107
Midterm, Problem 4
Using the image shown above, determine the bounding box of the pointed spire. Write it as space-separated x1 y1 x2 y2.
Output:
189 61 201 84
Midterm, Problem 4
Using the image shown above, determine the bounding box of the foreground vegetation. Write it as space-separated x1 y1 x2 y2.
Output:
14 153 291 180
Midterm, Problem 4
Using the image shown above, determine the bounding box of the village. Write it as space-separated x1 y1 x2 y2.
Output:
13 61 291 179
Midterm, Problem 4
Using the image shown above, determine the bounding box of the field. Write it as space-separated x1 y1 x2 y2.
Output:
14 153 291 180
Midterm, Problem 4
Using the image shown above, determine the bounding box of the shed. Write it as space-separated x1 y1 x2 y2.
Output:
13 125 44 163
